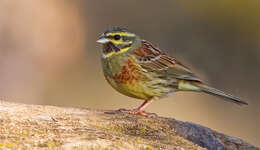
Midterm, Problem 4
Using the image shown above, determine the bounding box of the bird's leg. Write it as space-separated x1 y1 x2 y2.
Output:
136 99 153 112
118 99 156 117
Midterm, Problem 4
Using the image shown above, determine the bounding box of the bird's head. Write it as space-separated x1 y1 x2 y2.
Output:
97 26 140 58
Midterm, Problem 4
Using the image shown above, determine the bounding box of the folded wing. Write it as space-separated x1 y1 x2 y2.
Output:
132 40 201 82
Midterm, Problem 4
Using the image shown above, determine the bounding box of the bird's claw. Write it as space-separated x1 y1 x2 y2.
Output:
116 108 157 118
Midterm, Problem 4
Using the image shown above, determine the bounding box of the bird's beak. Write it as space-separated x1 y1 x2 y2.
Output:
96 34 110 44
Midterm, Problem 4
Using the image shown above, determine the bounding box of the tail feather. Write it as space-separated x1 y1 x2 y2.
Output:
196 83 248 105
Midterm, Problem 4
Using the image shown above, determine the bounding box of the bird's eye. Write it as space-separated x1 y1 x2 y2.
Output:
114 35 121 40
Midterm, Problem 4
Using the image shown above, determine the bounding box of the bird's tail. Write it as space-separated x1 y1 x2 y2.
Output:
178 81 248 105
195 83 248 105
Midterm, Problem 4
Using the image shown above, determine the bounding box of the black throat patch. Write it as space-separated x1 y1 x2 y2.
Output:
103 42 132 54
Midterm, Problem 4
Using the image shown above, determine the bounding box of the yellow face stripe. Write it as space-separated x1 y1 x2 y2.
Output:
109 39 123 45
103 47 130 58
106 32 135 37
106 32 134 45
102 31 134 58
103 51 115 58
115 47 130 55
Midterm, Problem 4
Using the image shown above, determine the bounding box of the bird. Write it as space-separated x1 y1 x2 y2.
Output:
96 26 248 117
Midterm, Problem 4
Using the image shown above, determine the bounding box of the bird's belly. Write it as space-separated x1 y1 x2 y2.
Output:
105 74 176 100
102 55 177 100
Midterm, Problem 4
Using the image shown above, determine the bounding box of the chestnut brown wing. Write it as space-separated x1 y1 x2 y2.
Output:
132 40 201 82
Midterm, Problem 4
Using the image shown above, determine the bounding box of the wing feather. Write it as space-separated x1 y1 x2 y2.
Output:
132 40 201 82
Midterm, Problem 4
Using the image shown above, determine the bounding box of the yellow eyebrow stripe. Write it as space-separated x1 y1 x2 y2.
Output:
106 32 135 37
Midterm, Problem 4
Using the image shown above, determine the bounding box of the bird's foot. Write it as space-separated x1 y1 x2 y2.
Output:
117 108 157 118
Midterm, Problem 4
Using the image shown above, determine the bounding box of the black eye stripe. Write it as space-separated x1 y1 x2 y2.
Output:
122 36 135 41
105 34 134 41
105 35 113 39
122 36 128 41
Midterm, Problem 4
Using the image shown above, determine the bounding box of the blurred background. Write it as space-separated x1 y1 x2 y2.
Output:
0 0 259 147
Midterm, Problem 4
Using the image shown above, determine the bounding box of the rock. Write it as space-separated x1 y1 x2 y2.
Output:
0 101 258 150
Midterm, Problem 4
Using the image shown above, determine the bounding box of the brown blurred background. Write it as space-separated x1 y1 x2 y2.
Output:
0 0 259 147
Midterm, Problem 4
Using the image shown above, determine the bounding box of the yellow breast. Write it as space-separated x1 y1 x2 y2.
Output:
104 74 154 100
103 55 174 100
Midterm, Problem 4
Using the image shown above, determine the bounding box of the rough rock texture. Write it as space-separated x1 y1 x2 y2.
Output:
0 101 258 150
